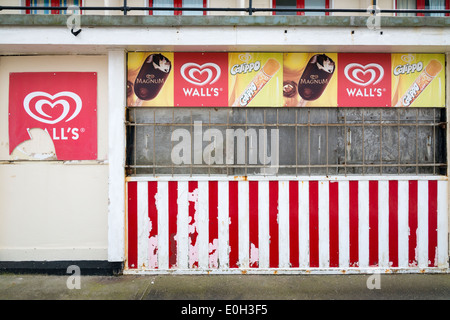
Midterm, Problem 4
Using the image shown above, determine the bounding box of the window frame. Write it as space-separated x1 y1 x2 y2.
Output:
148 0 208 16
395 0 450 16
272 0 330 16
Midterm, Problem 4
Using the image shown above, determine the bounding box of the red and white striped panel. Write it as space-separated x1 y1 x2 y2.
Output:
126 178 448 273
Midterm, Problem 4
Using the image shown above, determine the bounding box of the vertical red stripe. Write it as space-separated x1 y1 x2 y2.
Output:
51 0 59 14
148 0 153 15
168 181 178 269
289 181 299 268
269 181 279 268
428 180 438 267
297 0 305 15
325 0 330 16
249 181 259 268
417 0 425 16
209 181 218 268
329 181 339 268
127 182 138 269
188 181 198 268
408 180 418 266
309 181 319 268
148 181 159 269
369 181 379 267
389 180 399 267
229 181 239 268
349 181 359 267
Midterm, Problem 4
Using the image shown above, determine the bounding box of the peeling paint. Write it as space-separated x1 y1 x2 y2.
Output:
209 238 219 269
188 187 199 268
250 243 259 266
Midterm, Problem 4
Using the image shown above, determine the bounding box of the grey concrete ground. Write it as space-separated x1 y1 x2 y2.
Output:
0 273 449 300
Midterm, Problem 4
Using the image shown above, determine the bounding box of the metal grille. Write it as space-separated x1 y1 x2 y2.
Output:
126 107 447 176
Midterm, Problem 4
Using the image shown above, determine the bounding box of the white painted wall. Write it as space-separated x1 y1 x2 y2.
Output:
0 55 109 261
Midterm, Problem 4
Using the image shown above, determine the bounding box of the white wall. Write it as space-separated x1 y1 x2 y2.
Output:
0 55 109 261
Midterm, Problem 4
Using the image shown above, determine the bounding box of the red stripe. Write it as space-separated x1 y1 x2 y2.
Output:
369 181 379 267
188 181 198 268
269 181 279 268
408 180 418 266
309 181 319 268
249 181 259 268
428 180 438 267
349 181 359 267
289 181 299 268
229 181 239 268
209 181 219 268
329 181 339 268
168 181 178 269
148 181 158 268
389 180 399 267
127 182 138 269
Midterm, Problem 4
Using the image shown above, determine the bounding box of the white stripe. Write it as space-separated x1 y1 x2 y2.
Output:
437 181 448 268
299 181 309 268
156 181 169 270
137 181 149 269
197 181 209 269
258 181 270 269
238 181 249 268
378 180 389 268
417 180 429 268
318 181 329 268
358 181 369 268
177 181 189 270
338 181 350 268
397 180 409 268
218 181 229 269
278 181 290 268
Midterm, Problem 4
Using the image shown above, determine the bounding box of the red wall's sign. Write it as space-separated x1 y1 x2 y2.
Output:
9 72 97 160
337 53 391 107
174 52 229 107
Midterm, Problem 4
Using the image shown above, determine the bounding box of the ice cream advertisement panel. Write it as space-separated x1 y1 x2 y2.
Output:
127 52 445 108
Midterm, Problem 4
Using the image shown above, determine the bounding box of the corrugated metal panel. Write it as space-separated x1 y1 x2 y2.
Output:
125 177 448 273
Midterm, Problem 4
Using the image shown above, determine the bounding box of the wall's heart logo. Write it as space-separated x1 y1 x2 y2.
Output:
23 91 82 124
180 62 221 86
344 63 384 87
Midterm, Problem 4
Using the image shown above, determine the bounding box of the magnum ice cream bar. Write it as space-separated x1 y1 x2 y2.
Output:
134 53 172 101
394 59 442 107
232 58 281 107
298 54 335 101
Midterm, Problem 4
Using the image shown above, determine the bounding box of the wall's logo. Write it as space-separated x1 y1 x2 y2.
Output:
338 53 391 107
174 52 228 107
23 91 82 124
343 63 384 87
180 63 221 86
9 72 97 160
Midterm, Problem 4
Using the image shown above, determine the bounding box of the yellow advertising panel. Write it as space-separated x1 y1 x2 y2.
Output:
283 53 337 107
391 54 445 108
127 52 174 107
228 53 283 107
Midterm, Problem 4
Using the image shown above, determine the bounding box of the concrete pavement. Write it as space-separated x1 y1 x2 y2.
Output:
0 273 449 300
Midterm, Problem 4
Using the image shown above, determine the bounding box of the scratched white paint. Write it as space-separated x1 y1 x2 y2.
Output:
298 181 309 269
358 181 369 268
177 181 189 270
318 181 329 268
437 181 448 268
258 181 269 269
417 181 428 268
188 187 199 268
218 181 229 269
198 181 209 269
137 181 149 269
338 181 349 268
157 181 169 270
398 181 409 268
238 181 249 268
278 181 290 268
249 243 259 266
378 180 389 268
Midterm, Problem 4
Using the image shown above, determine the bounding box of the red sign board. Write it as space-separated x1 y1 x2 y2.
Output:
337 53 391 107
173 52 228 107
9 72 97 160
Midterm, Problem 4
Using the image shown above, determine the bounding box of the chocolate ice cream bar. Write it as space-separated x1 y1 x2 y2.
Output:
134 53 172 101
